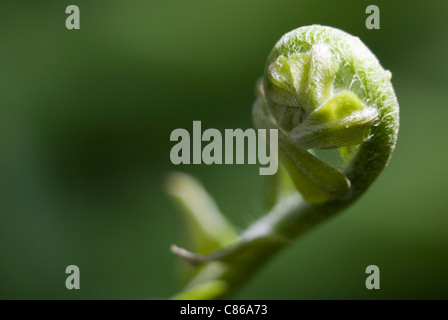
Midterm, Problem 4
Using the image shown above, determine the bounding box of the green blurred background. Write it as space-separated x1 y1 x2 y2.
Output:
1 0 447 299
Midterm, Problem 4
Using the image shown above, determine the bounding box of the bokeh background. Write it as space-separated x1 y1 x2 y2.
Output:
1 0 447 299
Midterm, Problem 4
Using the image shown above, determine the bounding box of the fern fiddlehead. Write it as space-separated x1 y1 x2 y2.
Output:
167 25 399 299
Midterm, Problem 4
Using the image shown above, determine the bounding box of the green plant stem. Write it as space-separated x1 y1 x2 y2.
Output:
173 112 396 299
172 196 325 299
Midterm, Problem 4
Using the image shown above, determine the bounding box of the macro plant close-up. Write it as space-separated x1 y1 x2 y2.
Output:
167 25 399 299
1 1 448 301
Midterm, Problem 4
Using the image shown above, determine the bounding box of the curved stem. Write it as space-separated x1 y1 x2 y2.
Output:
171 121 394 300
172 194 344 300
